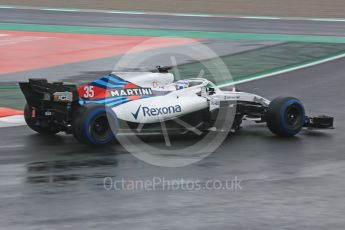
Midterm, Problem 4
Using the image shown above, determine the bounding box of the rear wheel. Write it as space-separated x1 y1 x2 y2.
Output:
72 104 118 145
24 104 60 134
266 97 305 137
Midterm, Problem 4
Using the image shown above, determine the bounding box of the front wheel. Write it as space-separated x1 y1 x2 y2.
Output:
72 104 118 145
266 97 305 137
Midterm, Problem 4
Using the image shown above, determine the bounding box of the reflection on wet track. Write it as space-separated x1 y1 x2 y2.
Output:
1 56 345 228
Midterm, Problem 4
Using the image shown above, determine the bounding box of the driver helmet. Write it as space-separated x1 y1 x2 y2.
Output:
176 80 189 90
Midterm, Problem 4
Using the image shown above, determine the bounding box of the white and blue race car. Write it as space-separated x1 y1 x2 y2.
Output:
19 67 334 145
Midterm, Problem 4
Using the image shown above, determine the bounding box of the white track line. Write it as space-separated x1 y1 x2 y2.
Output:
1 5 345 22
0 115 25 128
219 52 345 88
0 144 25 149
42 8 79 12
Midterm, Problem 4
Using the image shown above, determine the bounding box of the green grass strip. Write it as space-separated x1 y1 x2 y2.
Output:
1 22 345 43
0 85 19 89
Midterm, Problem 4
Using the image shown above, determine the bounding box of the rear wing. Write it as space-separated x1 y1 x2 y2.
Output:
19 79 80 133
19 79 79 107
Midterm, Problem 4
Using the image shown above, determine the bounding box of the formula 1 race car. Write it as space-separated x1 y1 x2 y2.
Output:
19 67 334 145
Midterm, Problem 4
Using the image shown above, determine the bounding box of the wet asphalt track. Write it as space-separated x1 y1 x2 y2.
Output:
1 8 345 230
1 57 345 229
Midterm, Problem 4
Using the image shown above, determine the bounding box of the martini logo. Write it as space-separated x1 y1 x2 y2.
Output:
110 88 153 97
132 105 182 119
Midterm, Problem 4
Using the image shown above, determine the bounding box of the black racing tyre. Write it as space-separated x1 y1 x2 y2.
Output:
24 104 60 135
72 104 118 145
231 114 243 131
266 97 305 137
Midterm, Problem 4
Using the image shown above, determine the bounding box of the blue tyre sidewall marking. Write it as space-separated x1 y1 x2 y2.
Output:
280 99 305 135
85 108 117 144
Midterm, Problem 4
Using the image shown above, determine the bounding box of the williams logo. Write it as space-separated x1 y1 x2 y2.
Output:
132 105 182 120
110 88 153 97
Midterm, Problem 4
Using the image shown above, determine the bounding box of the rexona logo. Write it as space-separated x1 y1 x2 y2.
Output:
110 88 153 97
132 105 182 119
